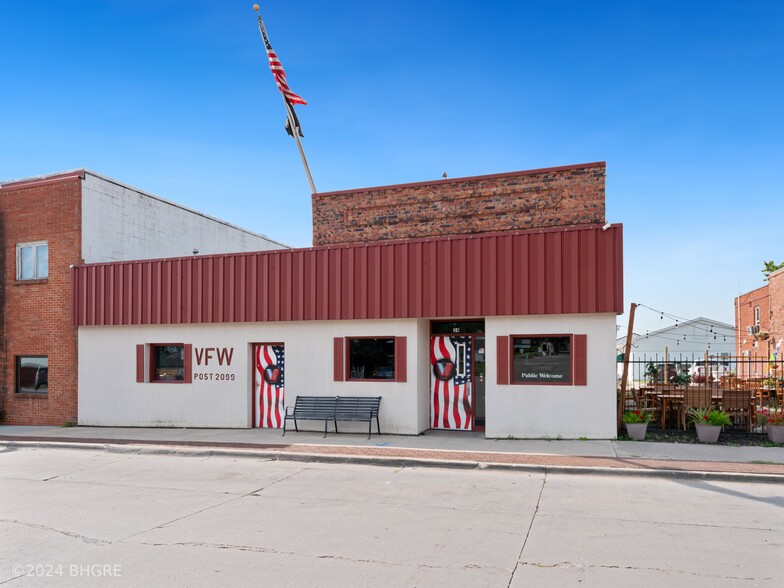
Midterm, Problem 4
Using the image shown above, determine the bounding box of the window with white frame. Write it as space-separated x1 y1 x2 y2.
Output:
16 242 48 280
754 306 760 326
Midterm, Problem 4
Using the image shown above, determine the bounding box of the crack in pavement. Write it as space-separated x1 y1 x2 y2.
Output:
536 511 781 532
118 468 309 543
507 471 547 587
249 467 308 495
0 518 109 546
133 540 504 572
519 561 774 581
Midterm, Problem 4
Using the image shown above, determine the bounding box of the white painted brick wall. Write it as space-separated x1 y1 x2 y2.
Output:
81 172 286 263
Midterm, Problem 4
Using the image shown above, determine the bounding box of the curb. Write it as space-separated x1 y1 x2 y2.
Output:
3 439 784 484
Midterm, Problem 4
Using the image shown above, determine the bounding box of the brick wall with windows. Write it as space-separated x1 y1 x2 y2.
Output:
735 285 771 360
769 269 784 352
0 173 82 425
312 162 606 246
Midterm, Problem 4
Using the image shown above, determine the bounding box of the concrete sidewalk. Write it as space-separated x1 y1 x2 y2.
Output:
2 425 783 482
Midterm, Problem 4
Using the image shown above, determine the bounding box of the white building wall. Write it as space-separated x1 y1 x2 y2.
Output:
616 319 736 383
78 320 422 433
485 313 617 439
80 172 286 263
627 320 735 359
79 313 617 438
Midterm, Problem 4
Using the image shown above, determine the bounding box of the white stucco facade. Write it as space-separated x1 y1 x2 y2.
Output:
485 314 617 439
78 313 617 438
80 172 286 263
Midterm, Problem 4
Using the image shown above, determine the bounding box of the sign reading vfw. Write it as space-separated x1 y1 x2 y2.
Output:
193 347 236 381
194 347 234 366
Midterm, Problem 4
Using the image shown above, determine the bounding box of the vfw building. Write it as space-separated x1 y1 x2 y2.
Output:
74 162 623 438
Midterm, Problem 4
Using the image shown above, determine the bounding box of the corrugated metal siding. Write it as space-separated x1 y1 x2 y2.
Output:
72 225 623 326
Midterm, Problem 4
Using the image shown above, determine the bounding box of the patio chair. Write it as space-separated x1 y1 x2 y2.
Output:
747 381 764 408
721 389 754 432
678 387 715 430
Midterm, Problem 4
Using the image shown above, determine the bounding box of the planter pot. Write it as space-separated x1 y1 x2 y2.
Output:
767 425 784 443
695 424 721 443
625 422 648 441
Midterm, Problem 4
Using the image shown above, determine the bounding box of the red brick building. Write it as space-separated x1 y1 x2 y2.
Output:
0 170 285 425
736 285 771 358
1 174 82 425
735 268 784 374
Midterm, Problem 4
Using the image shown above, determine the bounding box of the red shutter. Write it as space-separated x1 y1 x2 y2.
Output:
395 336 407 382
136 344 145 383
573 334 587 386
333 337 344 381
183 344 192 383
497 336 509 385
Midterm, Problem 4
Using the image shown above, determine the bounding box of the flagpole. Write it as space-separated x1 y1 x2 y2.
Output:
280 93 317 194
254 6 317 194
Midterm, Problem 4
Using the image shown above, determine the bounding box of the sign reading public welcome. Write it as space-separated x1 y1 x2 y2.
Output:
512 336 571 384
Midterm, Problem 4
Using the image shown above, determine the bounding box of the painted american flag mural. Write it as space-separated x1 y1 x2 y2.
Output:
255 344 285 428
430 336 473 430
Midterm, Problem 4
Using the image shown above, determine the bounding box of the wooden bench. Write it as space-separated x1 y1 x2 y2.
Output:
335 396 382 439
282 395 382 438
282 396 337 438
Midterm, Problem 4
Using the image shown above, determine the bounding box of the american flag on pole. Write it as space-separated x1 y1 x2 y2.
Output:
255 344 285 428
430 336 473 430
258 17 307 106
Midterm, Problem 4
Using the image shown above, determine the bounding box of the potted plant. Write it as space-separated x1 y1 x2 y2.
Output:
645 362 660 385
757 331 770 341
687 407 731 443
621 409 653 441
756 409 784 443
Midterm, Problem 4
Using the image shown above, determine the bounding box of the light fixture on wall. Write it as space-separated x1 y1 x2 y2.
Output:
192 249 199 256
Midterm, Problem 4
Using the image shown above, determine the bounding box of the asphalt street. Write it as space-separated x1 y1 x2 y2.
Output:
1 446 782 587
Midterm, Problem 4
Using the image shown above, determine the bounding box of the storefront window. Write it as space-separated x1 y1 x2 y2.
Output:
16 356 48 394
152 345 184 381
511 336 571 384
348 338 395 380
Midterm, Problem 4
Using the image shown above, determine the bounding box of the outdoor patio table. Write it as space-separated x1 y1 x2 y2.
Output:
654 390 722 429
653 393 684 429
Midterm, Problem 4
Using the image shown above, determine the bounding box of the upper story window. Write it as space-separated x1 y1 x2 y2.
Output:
17 242 48 280
753 306 761 326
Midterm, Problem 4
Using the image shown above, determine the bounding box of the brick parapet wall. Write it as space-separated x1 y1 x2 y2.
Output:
312 162 606 246
0 176 82 425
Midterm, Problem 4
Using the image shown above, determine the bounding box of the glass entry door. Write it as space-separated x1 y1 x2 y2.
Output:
474 337 486 429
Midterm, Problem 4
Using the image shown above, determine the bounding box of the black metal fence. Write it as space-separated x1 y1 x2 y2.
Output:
617 354 783 432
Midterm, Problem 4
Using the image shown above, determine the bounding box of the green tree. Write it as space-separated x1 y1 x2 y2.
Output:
763 260 784 281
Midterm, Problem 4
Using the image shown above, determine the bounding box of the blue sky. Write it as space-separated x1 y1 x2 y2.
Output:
2 1 782 337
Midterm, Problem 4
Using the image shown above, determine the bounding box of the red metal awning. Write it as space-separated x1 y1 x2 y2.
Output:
72 224 623 326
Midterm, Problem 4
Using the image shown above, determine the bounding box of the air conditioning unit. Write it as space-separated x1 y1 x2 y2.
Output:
746 325 760 335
